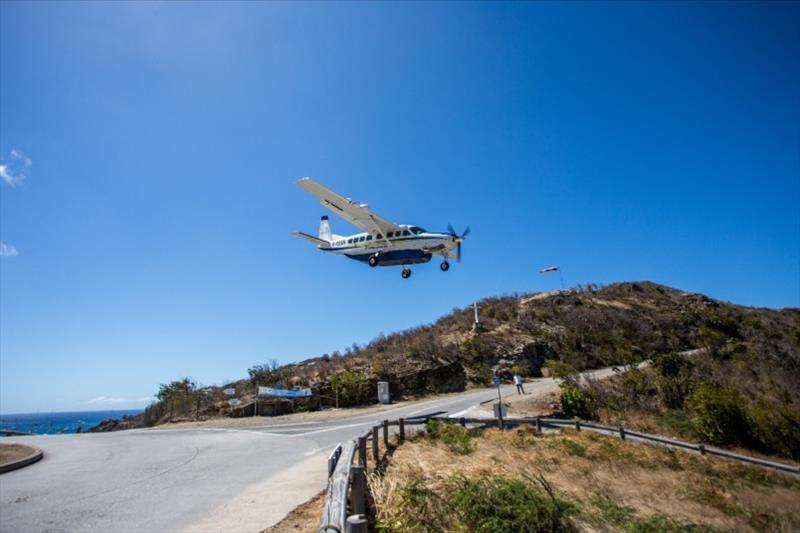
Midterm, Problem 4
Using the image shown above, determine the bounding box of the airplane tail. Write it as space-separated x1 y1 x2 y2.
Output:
319 216 332 242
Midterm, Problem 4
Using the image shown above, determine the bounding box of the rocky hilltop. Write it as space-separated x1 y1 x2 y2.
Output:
98 282 799 430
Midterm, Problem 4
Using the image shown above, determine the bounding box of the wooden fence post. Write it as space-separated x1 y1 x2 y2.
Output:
383 419 389 447
399 418 405 443
460 417 466 428
619 426 626 440
576 419 581 431
372 426 379 462
358 436 367 467
536 417 542 432
350 465 366 515
699 444 706 456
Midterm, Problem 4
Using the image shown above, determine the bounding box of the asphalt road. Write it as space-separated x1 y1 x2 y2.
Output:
0 369 615 533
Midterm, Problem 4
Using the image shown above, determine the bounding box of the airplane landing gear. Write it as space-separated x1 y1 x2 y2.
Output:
440 261 450 272
401 268 412 279
368 255 379 268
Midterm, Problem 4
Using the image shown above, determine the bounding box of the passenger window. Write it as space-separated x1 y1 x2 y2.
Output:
359 236 366 242
366 235 372 241
347 239 353 244
403 230 410 236
387 232 394 238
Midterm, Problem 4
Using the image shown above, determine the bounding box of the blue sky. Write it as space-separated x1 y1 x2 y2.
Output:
1 2 798 414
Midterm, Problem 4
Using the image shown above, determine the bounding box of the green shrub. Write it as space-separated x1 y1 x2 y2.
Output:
510 363 531 377
424 419 479 455
560 385 594 419
448 474 577 533
748 404 800 460
329 370 372 406
686 383 750 446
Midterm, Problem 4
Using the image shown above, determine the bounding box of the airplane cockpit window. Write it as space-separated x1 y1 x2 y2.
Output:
402 230 411 236
410 226 426 235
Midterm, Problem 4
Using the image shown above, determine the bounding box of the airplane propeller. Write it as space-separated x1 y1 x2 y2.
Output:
446 224 471 261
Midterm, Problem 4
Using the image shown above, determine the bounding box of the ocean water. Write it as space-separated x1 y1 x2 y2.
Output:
0 409 143 435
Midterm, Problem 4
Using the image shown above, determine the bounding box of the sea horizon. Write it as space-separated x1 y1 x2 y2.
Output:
0 409 145 435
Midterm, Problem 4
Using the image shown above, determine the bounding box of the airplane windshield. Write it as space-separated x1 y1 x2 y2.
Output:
410 226 426 235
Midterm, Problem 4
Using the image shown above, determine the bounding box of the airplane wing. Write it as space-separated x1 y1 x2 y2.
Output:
297 177 400 237
292 231 331 248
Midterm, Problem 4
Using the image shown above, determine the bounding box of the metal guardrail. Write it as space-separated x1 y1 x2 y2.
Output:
318 415 800 532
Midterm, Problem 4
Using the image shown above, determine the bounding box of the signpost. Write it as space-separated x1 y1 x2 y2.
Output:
223 388 236 396
493 374 504 428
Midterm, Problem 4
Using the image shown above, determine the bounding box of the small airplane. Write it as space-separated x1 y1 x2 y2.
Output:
293 177 469 278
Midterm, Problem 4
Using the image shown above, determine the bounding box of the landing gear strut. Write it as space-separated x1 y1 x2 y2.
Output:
401 267 412 279
440 261 450 272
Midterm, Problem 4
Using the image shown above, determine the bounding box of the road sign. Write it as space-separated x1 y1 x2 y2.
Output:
258 386 312 398
493 376 501 386
378 381 390 404
493 402 507 419
228 399 241 406
224 388 236 396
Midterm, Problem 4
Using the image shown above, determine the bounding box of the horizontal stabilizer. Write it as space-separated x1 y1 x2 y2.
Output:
292 231 331 247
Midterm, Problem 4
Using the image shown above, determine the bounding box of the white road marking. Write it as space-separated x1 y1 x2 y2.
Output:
292 422 368 437
448 406 477 418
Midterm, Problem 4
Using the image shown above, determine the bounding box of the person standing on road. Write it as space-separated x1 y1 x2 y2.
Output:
514 373 525 395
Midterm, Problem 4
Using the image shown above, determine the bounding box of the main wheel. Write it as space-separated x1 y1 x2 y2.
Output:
401 268 411 279
368 255 379 268
440 261 450 272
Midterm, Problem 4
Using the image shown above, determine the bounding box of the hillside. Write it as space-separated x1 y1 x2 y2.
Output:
371 423 800 532
117 282 800 457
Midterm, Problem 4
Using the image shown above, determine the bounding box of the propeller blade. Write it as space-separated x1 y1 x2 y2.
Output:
447 223 457 236
462 226 471 238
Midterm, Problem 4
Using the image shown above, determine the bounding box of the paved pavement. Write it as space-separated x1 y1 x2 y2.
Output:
0 369 615 533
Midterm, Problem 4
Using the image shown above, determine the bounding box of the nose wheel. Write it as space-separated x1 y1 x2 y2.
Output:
401 267 412 279
440 260 450 272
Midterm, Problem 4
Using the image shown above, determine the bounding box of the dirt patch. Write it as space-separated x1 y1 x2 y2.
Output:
0 443 36 465
262 490 325 532
371 426 800 532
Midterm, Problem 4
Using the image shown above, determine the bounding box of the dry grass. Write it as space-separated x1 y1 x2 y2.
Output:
0 443 36 464
370 426 800 532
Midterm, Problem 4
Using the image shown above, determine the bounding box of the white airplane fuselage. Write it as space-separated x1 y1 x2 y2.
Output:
321 224 458 266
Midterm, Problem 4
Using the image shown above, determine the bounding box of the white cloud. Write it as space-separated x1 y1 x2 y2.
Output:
0 149 32 186
0 242 18 257
87 396 154 405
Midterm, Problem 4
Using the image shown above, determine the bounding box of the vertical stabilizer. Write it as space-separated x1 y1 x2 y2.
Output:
318 216 332 242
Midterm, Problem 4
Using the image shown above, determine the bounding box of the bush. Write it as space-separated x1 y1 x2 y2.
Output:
560 385 594 419
424 419 480 455
748 404 800 460
330 370 372 406
449 474 576 533
686 383 750 446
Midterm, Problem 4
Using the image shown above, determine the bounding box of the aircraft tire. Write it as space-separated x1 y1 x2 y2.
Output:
440 261 450 272
401 268 411 279
368 255 379 268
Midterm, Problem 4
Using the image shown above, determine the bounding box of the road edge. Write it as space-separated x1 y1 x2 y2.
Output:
0 445 44 474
